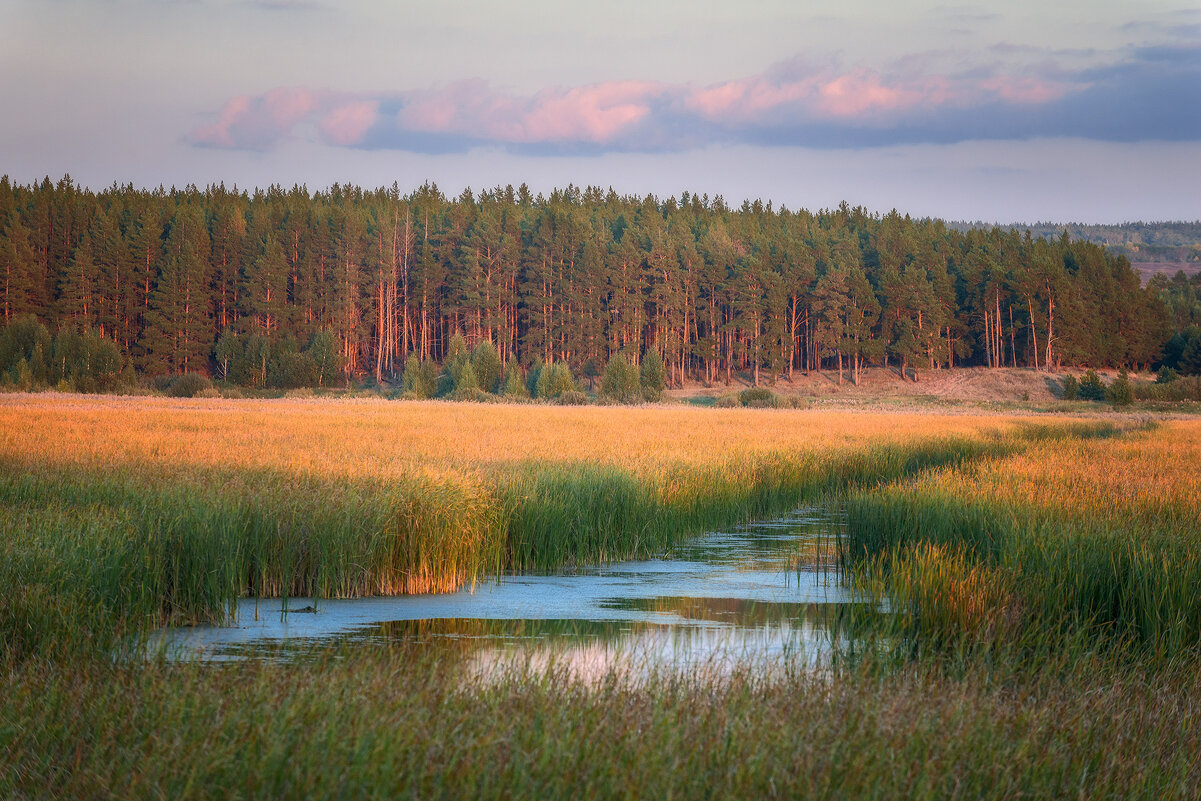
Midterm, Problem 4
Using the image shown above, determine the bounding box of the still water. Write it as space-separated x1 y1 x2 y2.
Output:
162 508 870 676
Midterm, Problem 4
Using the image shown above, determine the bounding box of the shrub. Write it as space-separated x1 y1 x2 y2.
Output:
739 386 777 408
534 361 577 400
640 348 666 402
1155 366 1179 384
1060 374 1078 400
1078 370 1106 402
715 395 741 408
1106 370 1133 407
165 373 213 398
501 363 529 399
555 390 590 406
601 353 642 404
401 355 440 399
269 350 319 389
471 341 503 394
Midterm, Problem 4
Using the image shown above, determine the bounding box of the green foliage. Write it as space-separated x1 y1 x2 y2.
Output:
1154 366 1178 384
0 178 1186 388
305 331 341 388
1060 374 1078 400
639 348 666 401
0 315 52 387
600 353 641 403
715 394 741 408
165 373 213 398
739 387 778 408
1133 376 1201 403
434 334 469 397
402 354 439 399
268 349 319 390
534 361 577 400
1106 370 1133 407
501 363 529 399
1078 370 1106 401
470 341 503 394
450 362 483 400
555 390 589 406
0 316 126 393
525 357 543 398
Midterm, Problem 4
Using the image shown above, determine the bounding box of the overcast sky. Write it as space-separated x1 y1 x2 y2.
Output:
2 0 1198 222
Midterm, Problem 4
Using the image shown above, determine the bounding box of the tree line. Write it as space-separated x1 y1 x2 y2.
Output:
0 175 1178 390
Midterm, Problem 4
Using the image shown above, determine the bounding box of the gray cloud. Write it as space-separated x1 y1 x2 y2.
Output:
190 44 1201 156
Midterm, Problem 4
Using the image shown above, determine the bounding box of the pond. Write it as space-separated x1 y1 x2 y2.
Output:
161 507 873 677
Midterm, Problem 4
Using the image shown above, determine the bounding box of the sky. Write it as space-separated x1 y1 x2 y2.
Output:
1 0 1199 223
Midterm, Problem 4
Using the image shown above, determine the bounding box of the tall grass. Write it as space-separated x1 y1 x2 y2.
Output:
842 420 1201 663
0 425 1020 661
1 647 1198 800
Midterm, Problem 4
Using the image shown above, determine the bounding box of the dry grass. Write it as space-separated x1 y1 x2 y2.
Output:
0 392 1034 481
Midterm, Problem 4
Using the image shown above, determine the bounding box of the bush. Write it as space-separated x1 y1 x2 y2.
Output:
715 395 741 408
640 348 666 402
1060 375 1078 401
1155 366 1179 384
401 354 439 399
165 373 213 398
470 341 503 394
739 387 777 408
269 350 319 389
555 390 590 406
1106 370 1133 408
600 353 642 404
1078 370 1106 402
501 363 529 399
534 361 577 400
1133 376 1201 403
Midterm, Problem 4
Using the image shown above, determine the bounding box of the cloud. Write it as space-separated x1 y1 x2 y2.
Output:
190 44 1201 154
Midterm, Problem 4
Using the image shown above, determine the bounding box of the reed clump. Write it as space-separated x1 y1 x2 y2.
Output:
843 420 1201 663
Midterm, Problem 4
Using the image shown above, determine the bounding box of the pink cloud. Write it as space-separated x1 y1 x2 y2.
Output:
397 80 662 145
191 87 342 149
319 101 380 146
979 76 1071 104
190 58 1092 152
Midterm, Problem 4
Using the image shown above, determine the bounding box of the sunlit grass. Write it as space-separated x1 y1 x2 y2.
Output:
844 420 1201 662
0 393 1044 660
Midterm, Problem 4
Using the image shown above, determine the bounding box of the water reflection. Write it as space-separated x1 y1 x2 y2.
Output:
162 508 868 675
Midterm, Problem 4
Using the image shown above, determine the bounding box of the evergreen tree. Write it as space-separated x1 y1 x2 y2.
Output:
640 347 666 401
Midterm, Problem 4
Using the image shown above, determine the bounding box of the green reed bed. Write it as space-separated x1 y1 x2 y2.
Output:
2 647 1197 800
0 431 1017 662
841 426 1201 664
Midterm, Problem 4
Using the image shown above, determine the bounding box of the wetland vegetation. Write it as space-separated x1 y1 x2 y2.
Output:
1 395 1199 798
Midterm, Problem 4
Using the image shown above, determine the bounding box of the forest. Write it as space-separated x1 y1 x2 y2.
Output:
0 175 1187 391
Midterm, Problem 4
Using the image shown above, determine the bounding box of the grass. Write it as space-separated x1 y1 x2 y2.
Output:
0 394 1040 659
2 394 1199 798
2 648 1198 800
842 419 1201 663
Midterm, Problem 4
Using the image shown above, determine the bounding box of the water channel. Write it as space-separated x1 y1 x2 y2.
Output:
162 508 872 677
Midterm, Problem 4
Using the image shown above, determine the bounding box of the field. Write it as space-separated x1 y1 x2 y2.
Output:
1 394 1199 798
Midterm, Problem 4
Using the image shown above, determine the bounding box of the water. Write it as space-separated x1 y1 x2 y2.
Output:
161 508 870 676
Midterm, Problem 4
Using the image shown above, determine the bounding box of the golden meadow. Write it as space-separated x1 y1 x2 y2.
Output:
2 394 1198 660
3 395 1200 798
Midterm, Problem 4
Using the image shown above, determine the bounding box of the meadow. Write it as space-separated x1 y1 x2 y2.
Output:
1 394 1199 798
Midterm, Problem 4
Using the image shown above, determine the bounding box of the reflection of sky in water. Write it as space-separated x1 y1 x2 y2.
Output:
159 508 869 675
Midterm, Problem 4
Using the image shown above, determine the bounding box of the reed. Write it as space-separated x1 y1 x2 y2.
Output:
843 420 1201 662
1 647 1197 800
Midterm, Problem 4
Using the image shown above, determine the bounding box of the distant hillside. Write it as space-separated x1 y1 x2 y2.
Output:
947 220 1201 276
